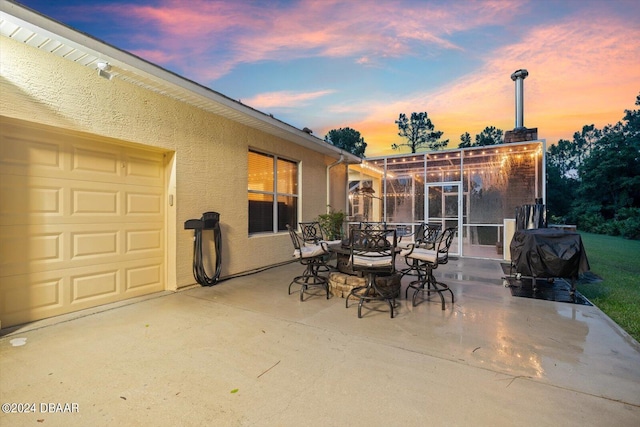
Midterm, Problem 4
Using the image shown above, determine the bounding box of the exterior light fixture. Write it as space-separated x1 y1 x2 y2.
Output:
96 62 113 80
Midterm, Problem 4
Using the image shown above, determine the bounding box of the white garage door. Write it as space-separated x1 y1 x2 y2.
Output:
0 117 166 328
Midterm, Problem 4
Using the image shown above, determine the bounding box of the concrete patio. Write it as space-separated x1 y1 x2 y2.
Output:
1 257 639 426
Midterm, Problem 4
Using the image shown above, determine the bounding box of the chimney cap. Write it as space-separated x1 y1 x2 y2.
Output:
511 69 529 81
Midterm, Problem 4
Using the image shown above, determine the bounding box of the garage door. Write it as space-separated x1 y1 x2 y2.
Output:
0 117 166 328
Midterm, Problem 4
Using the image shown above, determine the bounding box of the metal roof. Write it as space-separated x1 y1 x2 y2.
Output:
0 0 360 163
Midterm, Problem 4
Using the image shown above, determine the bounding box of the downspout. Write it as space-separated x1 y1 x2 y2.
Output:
326 154 346 213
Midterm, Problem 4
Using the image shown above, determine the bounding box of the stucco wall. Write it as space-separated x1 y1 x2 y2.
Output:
0 37 341 288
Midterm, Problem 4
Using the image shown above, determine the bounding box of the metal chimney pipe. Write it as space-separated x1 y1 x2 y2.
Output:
511 69 528 130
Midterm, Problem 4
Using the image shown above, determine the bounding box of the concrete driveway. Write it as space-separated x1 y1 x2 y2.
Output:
1 258 639 426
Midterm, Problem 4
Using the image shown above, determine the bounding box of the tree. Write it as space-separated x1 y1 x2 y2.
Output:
324 127 367 158
623 93 640 137
546 137 580 220
547 138 577 178
458 132 472 148
571 121 640 239
457 126 503 148
545 160 576 220
474 126 503 146
574 107 640 218
571 95 640 239
391 112 448 153
572 124 600 165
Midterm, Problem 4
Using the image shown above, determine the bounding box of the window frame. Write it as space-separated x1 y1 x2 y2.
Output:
248 149 299 234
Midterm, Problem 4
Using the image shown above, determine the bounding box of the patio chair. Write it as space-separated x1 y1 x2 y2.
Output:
286 225 330 301
359 221 387 231
299 221 324 244
398 223 441 278
346 227 398 318
401 227 456 310
299 221 334 272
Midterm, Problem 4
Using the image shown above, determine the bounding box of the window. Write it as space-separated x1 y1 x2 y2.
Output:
248 150 298 233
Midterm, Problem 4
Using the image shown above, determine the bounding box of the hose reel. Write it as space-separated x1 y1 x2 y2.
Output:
184 212 222 286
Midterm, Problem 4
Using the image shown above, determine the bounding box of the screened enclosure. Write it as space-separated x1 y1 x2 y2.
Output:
347 141 545 259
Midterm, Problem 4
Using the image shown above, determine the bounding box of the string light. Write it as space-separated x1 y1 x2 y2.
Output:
350 143 541 196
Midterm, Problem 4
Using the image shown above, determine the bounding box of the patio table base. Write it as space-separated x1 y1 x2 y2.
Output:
328 272 401 299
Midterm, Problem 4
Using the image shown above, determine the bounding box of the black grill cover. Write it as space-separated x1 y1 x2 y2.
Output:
510 228 590 278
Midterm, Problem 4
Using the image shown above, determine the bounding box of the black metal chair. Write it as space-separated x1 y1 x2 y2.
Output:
286 225 330 301
345 227 398 318
299 221 324 244
398 223 441 278
401 227 456 310
359 221 387 231
299 221 334 272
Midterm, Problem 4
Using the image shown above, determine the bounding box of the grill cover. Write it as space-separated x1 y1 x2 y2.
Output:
510 228 590 278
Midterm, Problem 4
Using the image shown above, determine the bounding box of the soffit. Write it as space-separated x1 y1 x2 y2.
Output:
0 0 360 162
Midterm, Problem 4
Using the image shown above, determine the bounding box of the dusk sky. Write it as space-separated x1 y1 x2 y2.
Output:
17 0 640 156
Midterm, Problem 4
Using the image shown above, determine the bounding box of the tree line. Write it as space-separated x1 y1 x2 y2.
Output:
324 93 640 239
546 94 640 239
324 113 508 155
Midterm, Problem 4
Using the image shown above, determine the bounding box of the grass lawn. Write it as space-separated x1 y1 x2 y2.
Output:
578 232 640 343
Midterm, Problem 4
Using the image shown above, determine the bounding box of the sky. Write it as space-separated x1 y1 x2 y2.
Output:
16 0 640 156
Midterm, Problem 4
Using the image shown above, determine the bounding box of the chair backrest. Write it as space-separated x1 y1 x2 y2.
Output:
393 224 412 238
359 221 387 231
286 224 302 251
299 221 324 244
419 223 442 249
434 227 456 266
350 228 397 273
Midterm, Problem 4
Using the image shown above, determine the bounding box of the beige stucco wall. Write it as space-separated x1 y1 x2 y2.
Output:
0 36 344 289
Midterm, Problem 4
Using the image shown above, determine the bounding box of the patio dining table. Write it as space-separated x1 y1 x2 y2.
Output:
329 243 359 275
328 242 402 276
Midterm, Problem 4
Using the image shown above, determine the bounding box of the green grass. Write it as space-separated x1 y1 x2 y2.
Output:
578 232 640 343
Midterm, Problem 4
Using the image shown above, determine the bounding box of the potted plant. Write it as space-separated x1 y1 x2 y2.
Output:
316 207 347 241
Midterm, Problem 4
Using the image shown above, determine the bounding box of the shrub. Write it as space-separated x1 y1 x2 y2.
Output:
574 208 604 233
617 208 640 239
316 207 347 240
574 207 640 239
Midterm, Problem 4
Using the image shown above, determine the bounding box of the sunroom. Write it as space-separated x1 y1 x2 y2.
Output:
347 140 545 260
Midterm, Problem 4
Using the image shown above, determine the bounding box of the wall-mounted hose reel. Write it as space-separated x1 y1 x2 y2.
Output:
184 212 222 286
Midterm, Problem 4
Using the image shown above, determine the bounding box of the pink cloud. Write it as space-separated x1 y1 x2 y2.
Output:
68 0 638 157
125 1 245 36
131 49 180 64
346 9 640 155
231 0 523 60
98 0 524 81
242 90 335 109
